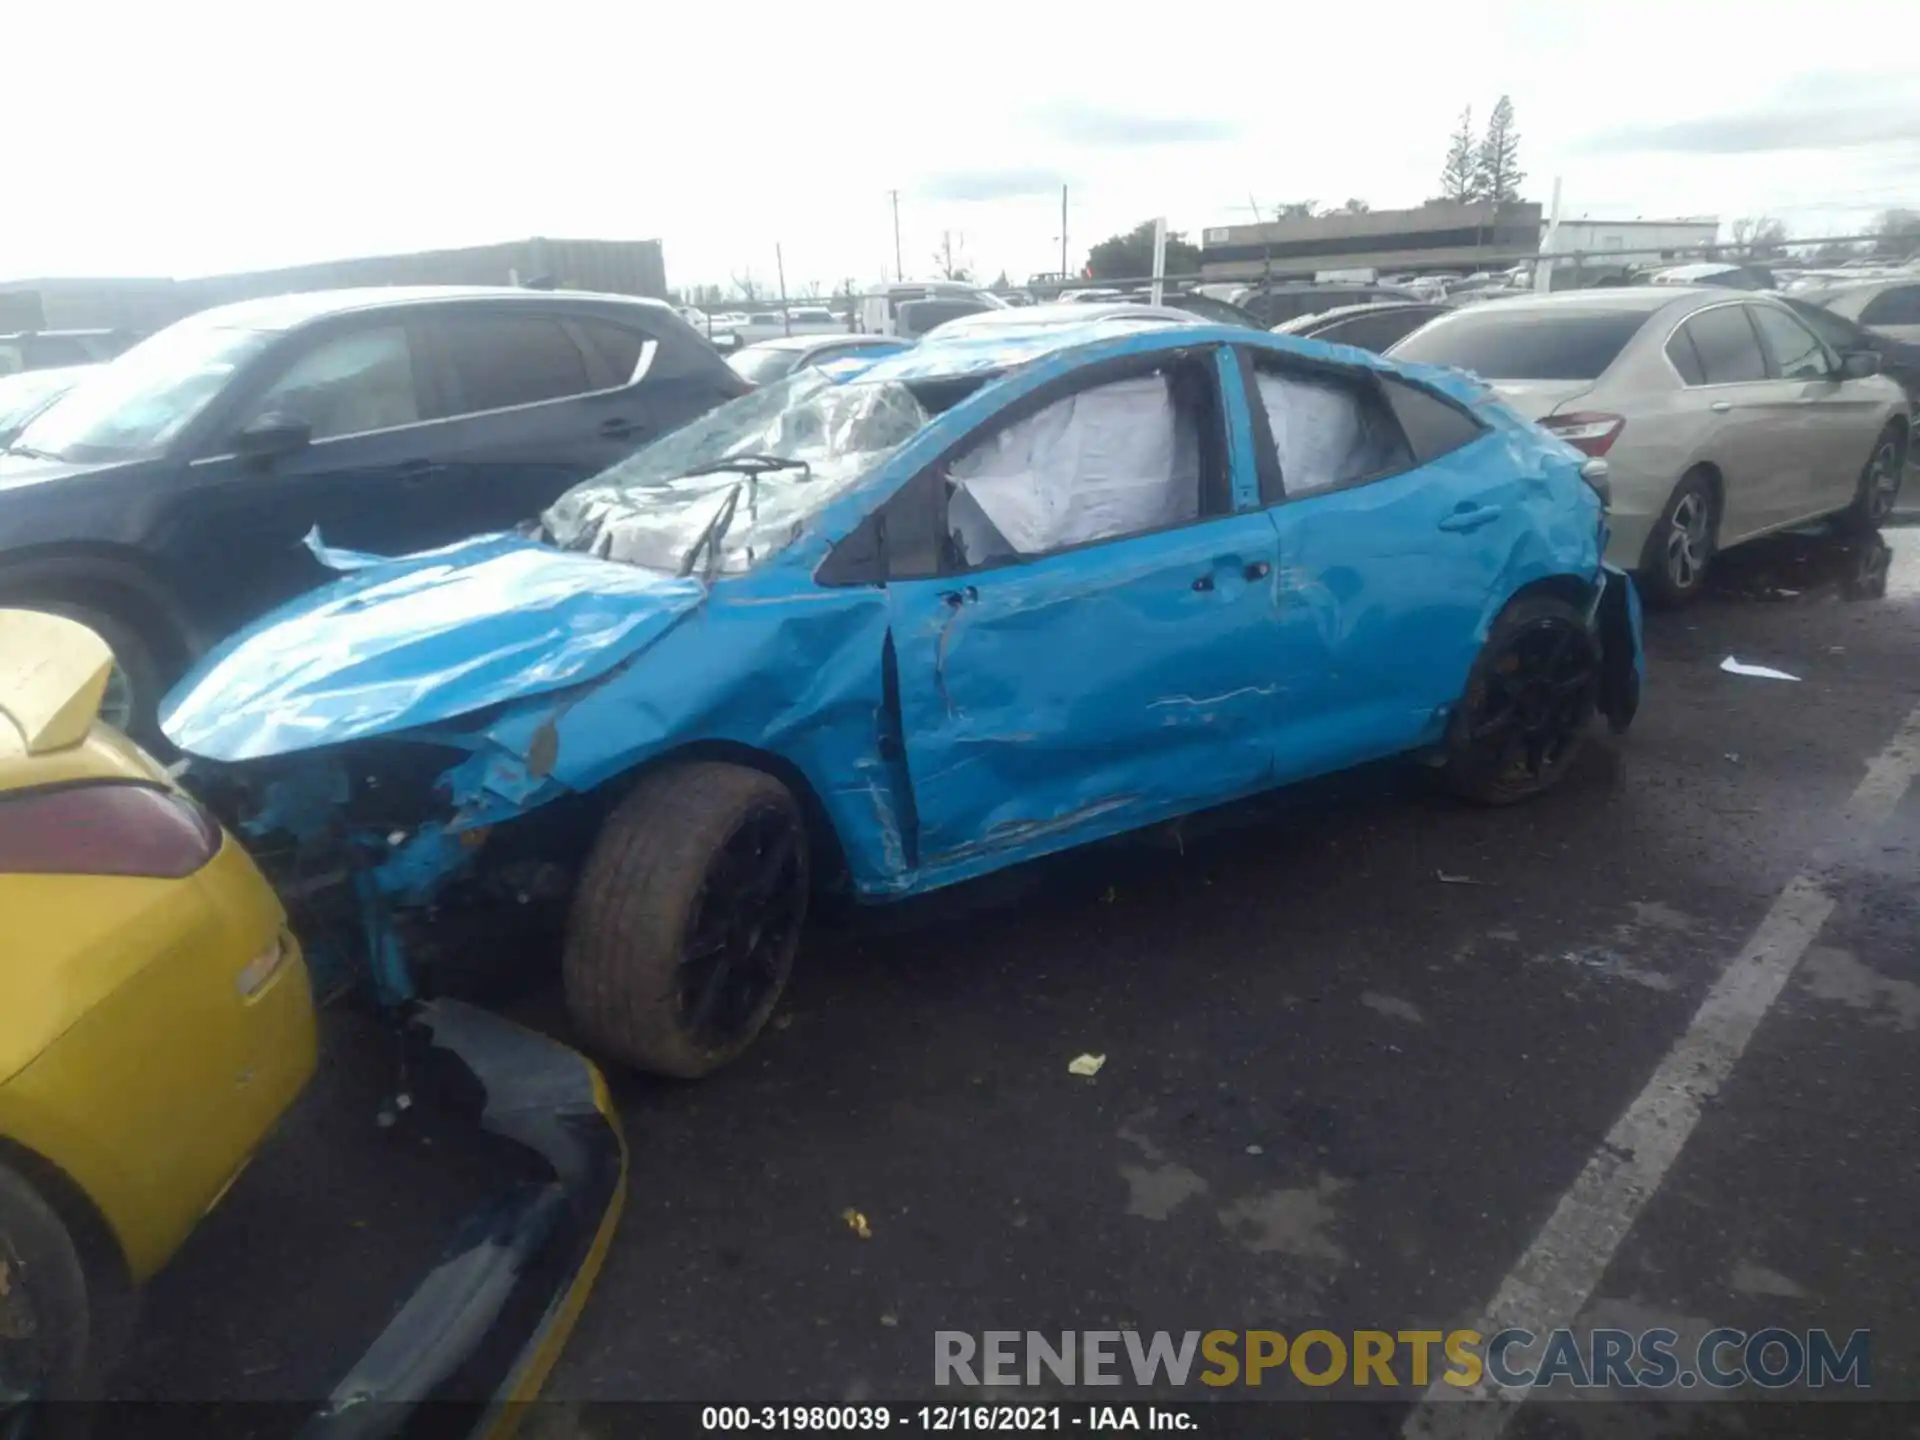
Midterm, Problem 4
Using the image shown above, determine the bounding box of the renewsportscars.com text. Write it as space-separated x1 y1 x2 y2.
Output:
935 1328 1871 1392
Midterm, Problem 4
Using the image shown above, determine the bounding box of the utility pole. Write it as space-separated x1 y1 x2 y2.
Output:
775 243 791 336
1060 185 1069 279
889 190 903 282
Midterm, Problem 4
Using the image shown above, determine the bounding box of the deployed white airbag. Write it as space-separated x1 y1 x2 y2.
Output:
947 373 1199 564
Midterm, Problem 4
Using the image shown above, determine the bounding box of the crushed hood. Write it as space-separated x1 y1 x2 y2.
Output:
161 534 707 762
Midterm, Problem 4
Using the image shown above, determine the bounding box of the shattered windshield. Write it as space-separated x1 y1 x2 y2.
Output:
541 367 929 575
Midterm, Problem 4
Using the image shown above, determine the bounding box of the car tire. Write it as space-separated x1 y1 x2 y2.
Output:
1838 424 1906 536
1439 593 1599 807
0 1161 96 1436
563 762 809 1079
4 600 166 748
1637 470 1718 608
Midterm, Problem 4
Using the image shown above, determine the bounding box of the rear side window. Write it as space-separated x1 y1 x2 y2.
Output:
1861 286 1920 327
1249 361 1414 502
570 318 647 384
1380 377 1484 464
1665 331 1706 385
1678 306 1767 384
438 312 594 412
1388 309 1648 380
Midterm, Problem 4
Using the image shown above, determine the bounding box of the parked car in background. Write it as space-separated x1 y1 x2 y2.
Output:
1389 288 1911 604
1647 262 1777 290
857 281 1006 337
0 286 747 737
1778 295 1920 405
1800 278 1920 345
1274 301 1451 353
1230 282 1421 328
0 329 139 375
730 308 850 346
926 302 1202 337
729 333 912 385
0 365 97 449
161 316 1642 1080
0 609 316 1418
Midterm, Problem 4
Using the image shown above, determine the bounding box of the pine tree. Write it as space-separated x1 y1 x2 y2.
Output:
1475 96 1525 206
1439 107 1480 203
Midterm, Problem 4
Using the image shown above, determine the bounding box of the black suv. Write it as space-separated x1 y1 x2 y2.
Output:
0 286 748 734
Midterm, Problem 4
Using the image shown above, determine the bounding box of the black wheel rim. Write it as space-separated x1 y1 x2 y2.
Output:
1465 618 1598 785
677 803 805 1049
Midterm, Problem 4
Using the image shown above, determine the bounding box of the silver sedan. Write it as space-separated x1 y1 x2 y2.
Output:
1389 288 1912 604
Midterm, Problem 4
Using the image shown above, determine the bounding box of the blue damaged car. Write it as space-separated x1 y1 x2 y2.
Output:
161 318 1643 1077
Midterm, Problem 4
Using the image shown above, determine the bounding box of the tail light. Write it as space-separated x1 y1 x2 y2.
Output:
1540 411 1626 457
0 781 223 878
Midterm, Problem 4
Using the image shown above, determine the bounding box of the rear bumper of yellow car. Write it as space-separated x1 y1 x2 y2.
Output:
0 836 318 1282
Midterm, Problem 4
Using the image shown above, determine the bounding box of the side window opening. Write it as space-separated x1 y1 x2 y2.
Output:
439 312 595 413
1666 329 1707 386
939 360 1222 571
1251 362 1413 502
1380 377 1485 464
245 324 420 440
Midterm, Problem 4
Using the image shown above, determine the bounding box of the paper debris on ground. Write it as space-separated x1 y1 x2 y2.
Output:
1436 870 1489 885
841 1208 872 1239
1721 656 1801 681
1068 1053 1107 1077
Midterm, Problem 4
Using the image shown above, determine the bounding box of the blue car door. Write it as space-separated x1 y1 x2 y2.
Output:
882 347 1284 872
1234 346 1535 781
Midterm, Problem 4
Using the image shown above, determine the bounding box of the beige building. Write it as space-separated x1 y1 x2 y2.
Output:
1201 201 1544 281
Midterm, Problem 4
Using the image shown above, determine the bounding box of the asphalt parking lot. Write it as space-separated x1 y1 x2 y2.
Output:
114 526 1920 1435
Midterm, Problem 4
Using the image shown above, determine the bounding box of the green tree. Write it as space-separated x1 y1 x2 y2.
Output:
1439 106 1480 203
1273 200 1317 219
1873 208 1920 257
1326 198 1372 216
1085 220 1202 281
1475 96 1525 205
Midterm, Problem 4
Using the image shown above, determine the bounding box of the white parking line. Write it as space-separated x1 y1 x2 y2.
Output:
1404 702 1920 1440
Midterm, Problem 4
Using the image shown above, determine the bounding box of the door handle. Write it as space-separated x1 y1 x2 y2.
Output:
1438 504 1503 533
1191 574 1216 592
1710 401 1732 413
396 460 445 484
939 585 978 609
1244 560 1271 581
599 417 641 440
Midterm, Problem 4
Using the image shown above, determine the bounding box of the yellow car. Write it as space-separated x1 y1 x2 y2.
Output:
0 609 316 1414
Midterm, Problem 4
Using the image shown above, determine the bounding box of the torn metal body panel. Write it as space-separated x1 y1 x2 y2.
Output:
162 320 1643 1007
301 999 626 1440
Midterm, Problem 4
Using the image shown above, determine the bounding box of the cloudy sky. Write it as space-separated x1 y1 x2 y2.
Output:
7 0 1917 294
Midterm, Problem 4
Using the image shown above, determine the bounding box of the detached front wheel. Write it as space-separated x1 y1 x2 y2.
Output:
1440 594 1599 806
564 762 810 1078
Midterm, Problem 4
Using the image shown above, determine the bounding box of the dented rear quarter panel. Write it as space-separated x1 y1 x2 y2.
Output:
165 325 1626 910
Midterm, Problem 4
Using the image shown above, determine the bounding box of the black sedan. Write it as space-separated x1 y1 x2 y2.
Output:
1272 301 1452 353
0 286 747 735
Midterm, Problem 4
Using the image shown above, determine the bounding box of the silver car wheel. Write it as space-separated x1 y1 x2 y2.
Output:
1867 441 1901 523
1666 491 1711 590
